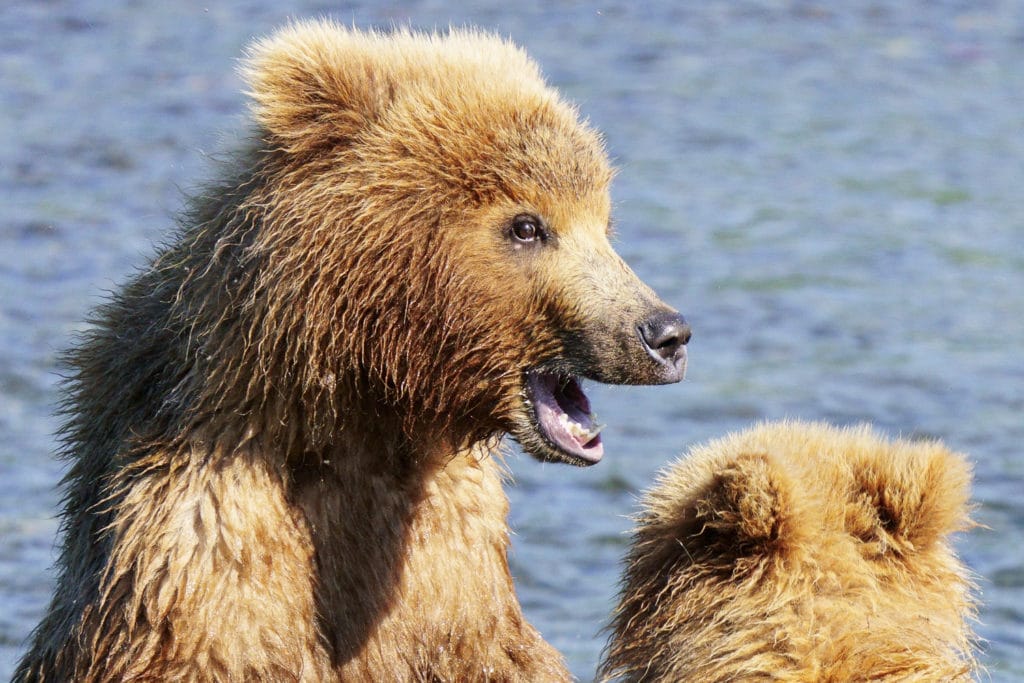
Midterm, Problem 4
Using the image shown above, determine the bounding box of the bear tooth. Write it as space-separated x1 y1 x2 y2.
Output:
571 421 605 442
556 412 604 442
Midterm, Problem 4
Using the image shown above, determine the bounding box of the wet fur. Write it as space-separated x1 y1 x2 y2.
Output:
601 421 978 682
14 23 646 682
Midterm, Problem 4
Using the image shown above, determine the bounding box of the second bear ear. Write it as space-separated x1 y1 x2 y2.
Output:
242 21 394 154
845 439 973 559
691 452 806 561
638 451 809 571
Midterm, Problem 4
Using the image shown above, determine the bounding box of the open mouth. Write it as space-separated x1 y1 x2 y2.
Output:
524 371 605 465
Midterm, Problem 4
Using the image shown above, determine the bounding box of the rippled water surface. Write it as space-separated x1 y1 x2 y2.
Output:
2 2 1022 679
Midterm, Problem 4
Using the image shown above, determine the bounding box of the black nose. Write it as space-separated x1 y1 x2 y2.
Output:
639 311 691 366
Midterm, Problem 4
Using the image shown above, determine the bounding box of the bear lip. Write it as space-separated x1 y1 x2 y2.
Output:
525 371 605 465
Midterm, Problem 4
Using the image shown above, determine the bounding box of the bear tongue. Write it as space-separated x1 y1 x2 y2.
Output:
528 372 605 463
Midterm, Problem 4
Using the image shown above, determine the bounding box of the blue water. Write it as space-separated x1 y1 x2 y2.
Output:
2 2 1022 679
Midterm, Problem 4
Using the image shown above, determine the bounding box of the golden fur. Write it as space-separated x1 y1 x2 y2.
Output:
16 21 974 683
17 21 690 682
601 421 978 682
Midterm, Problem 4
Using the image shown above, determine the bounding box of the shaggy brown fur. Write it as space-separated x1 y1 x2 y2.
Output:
16 22 689 682
601 421 978 682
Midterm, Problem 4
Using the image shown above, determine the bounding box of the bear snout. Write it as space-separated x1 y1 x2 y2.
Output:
638 310 690 382
571 304 690 388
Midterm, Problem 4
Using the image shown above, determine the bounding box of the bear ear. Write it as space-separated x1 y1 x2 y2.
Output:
692 451 806 559
637 451 809 569
845 437 973 559
241 21 395 154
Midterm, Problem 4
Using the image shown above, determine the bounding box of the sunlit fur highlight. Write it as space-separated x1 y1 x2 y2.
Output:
601 421 978 682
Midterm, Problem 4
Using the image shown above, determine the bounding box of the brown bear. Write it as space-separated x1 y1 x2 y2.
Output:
601 420 978 682
15 21 689 683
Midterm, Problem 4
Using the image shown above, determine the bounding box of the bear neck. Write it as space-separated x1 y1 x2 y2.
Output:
238 424 569 679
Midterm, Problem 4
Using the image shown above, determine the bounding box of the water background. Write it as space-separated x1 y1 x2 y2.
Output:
2 1 1022 679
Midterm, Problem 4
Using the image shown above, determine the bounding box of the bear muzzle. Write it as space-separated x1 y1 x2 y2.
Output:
514 305 690 467
577 303 691 387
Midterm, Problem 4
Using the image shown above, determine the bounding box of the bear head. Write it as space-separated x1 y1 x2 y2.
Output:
213 22 691 464
602 421 978 682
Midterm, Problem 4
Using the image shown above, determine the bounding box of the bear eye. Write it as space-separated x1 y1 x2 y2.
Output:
510 214 545 244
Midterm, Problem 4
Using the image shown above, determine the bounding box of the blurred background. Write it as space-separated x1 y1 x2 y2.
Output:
2 1 1021 679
